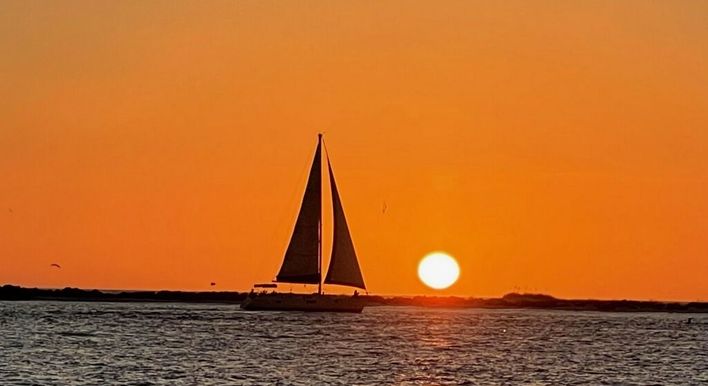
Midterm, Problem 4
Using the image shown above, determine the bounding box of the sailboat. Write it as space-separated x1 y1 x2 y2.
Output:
240 134 367 313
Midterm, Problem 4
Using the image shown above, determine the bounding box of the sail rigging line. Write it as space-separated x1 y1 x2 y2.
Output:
275 135 322 285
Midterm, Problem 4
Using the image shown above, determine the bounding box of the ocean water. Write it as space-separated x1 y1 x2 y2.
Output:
0 301 706 385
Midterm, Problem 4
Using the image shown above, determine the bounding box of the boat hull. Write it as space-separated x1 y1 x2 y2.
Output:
240 293 364 313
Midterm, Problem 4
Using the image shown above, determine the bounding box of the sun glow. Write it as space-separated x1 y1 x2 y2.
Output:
418 252 460 290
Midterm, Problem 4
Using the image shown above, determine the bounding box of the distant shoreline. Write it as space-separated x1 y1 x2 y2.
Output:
1 285 707 313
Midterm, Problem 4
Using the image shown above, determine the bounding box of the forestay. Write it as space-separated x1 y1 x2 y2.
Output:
275 139 322 284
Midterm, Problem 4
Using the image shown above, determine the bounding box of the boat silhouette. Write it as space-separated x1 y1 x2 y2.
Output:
241 134 366 313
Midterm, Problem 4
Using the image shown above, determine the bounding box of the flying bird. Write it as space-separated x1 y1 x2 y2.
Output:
50 263 61 269
210 282 216 287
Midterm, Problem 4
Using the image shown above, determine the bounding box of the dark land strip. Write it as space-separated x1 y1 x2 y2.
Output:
1 285 707 313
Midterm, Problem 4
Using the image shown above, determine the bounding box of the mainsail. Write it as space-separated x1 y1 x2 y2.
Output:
324 154 366 289
275 138 322 284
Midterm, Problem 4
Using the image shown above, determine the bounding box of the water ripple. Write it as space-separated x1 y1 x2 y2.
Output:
1 302 707 385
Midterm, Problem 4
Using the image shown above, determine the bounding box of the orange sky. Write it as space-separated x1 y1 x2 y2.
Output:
1 1 707 300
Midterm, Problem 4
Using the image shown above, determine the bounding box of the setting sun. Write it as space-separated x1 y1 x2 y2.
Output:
418 252 460 290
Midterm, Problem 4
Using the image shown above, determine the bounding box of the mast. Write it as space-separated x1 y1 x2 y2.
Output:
317 133 323 295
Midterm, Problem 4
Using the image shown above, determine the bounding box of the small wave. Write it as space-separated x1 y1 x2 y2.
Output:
56 331 95 337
